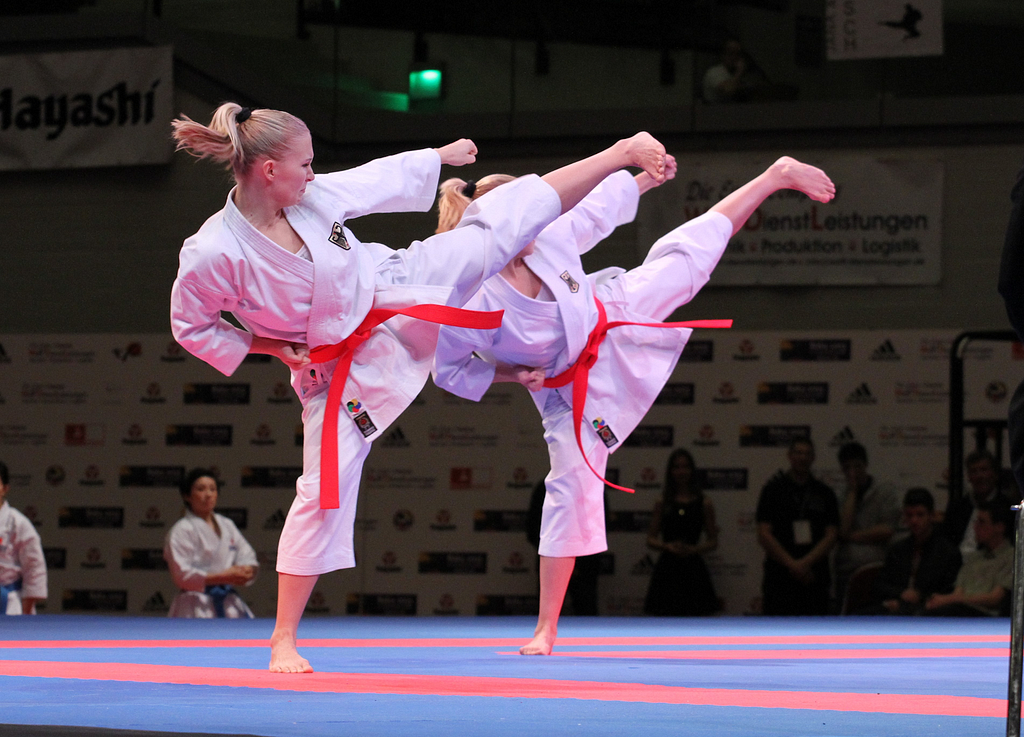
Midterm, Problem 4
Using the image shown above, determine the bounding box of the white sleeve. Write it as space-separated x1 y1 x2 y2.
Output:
644 210 733 304
432 324 498 402
170 276 252 377
163 524 207 592
539 170 639 256
14 518 46 600
314 149 441 219
230 523 260 587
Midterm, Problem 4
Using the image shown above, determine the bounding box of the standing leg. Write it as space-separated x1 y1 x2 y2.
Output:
270 573 318 673
521 556 576 655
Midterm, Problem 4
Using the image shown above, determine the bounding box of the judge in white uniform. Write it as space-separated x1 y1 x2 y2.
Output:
0 461 47 615
168 101 668 672
164 468 259 619
433 156 835 655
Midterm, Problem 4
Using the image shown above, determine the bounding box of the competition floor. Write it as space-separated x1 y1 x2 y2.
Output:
0 615 1014 737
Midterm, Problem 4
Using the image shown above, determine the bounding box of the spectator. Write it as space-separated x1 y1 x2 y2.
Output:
756 438 839 615
702 38 768 103
833 442 900 607
925 498 1014 617
0 461 47 615
867 488 961 615
944 450 1008 554
644 449 720 616
164 468 259 618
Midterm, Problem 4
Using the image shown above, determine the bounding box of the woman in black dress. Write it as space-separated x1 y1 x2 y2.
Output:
644 448 721 615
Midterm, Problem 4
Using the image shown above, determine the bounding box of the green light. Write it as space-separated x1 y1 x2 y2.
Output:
409 68 443 101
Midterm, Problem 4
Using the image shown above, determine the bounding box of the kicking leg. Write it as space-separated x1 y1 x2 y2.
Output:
712 156 834 235
269 572 317 673
521 555 576 655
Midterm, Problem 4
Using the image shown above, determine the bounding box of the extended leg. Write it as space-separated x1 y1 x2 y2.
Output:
269 572 317 673
521 555 576 655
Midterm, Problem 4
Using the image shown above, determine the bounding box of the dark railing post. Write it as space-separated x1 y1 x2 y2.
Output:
1009 503 1024 737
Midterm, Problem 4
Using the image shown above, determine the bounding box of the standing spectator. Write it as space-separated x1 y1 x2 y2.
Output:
833 442 900 607
868 488 961 615
925 498 1014 617
644 449 720 616
0 461 47 615
756 438 839 615
944 450 1007 554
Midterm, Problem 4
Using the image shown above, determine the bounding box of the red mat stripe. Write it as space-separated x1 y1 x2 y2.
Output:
0 660 1002 717
496 647 1009 660
0 634 1008 649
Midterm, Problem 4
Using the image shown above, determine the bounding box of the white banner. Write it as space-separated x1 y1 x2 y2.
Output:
0 46 174 171
826 0 943 60
639 156 943 286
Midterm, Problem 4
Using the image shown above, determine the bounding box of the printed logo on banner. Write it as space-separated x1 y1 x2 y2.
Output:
81 547 106 569
122 423 147 446
871 340 902 361
919 338 951 361
43 547 66 569
830 426 857 447
879 425 947 447
393 509 415 531
365 468 438 491
433 594 459 615
28 342 96 364
430 509 456 531
22 383 87 405
418 552 487 574
0 344 10 364
701 468 749 491
166 423 239 447
606 510 653 532
219 508 248 530
450 467 493 490
894 381 947 404
631 554 656 575
680 339 714 363
263 509 287 530
306 591 331 614
846 383 878 404
141 382 166 404
380 426 410 448
757 382 829 405
502 552 529 574
694 424 721 447
429 425 499 447
739 425 811 448
250 423 275 446
604 597 644 616
347 593 416 616
654 383 695 405
506 467 532 489
623 425 673 448
139 506 165 529
473 510 528 532
713 382 740 404
161 341 186 363
268 381 293 404
59 506 123 528
376 551 402 573
986 381 1009 403
65 424 104 446
183 383 251 405
0 425 47 446
733 339 760 361
355 516 378 532
119 466 184 488
121 548 167 570
780 339 851 362
62 590 127 612
45 466 66 486
79 465 104 487
635 467 660 491
142 591 170 613
476 595 538 616
113 342 143 362
23 505 43 528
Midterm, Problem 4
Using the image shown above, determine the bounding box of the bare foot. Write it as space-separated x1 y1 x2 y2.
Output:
519 627 556 656
622 132 666 182
773 156 836 203
269 631 313 673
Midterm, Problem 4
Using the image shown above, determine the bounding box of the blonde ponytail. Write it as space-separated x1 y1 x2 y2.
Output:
435 173 517 233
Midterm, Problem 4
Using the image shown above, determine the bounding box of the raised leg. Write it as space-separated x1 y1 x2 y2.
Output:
269 572 317 673
520 555 576 655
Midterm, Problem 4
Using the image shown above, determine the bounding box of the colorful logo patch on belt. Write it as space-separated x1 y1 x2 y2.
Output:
592 417 618 448
329 222 350 250
560 271 580 293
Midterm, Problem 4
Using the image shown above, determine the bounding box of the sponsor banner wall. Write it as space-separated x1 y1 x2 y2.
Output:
0 331 1015 616
0 46 174 171
825 0 944 60
638 156 943 286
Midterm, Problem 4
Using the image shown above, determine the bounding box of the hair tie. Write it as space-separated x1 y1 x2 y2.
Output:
236 107 254 123
461 180 477 198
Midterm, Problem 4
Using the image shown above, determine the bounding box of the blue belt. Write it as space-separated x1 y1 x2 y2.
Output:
1 579 23 615
204 584 234 618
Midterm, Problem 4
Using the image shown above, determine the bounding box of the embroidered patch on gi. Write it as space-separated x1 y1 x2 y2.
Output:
592 417 618 448
329 222 350 250
560 271 580 293
347 399 377 437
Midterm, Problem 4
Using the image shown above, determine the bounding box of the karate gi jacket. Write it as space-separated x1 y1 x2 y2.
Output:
0 501 47 611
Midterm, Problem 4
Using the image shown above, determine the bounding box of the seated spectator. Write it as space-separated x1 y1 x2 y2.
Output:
756 438 839 615
865 488 961 615
164 468 259 618
644 449 720 616
944 450 1009 554
833 442 900 607
925 498 1014 617
0 461 47 615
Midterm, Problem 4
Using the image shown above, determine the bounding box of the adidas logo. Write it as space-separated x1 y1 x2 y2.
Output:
631 554 656 575
830 426 856 447
381 426 410 448
846 383 878 405
142 591 169 613
870 340 901 361
263 509 287 530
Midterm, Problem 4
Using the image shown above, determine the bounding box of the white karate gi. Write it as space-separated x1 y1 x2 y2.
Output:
164 509 259 618
170 149 561 575
434 171 733 557
0 501 47 615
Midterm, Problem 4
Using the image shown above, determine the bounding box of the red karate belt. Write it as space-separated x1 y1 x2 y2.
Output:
543 297 731 493
309 304 503 509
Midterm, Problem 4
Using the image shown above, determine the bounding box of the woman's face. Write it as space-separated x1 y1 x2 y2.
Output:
186 476 218 518
268 131 315 207
671 454 693 487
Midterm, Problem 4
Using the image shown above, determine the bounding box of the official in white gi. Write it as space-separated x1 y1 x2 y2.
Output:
0 462 47 615
168 102 668 672
433 156 836 654
164 469 259 619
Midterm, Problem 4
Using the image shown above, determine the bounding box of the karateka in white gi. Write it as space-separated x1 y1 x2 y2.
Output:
0 461 47 615
164 468 259 618
433 156 835 654
169 101 668 672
